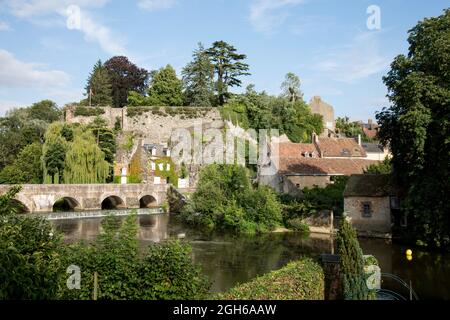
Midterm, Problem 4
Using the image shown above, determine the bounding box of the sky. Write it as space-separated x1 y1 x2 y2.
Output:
0 0 448 120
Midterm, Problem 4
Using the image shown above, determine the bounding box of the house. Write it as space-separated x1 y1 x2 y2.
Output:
343 174 402 238
258 135 379 196
361 142 390 161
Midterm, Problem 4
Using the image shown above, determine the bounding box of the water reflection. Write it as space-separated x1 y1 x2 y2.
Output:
50 213 450 299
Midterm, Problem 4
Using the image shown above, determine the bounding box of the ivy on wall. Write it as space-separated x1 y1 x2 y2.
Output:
128 146 142 183
152 157 178 186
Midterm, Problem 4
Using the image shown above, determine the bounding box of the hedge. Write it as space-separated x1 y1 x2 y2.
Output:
74 106 105 117
216 258 324 300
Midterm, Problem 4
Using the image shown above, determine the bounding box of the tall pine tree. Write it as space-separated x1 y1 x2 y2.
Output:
206 41 250 105
182 43 214 107
85 60 113 106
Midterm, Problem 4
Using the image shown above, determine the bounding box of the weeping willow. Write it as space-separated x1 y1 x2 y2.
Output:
63 130 109 184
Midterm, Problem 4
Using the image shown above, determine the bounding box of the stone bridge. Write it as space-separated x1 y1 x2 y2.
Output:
0 184 170 213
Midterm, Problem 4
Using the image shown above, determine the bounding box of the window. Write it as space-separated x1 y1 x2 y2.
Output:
362 202 372 218
390 196 400 210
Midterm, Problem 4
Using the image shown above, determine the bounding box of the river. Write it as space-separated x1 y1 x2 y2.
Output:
48 210 450 300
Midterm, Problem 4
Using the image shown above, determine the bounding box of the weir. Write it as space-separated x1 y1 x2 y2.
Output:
37 208 165 221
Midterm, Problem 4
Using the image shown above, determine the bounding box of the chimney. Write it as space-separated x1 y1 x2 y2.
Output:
357 134 362 146
368 119 373 129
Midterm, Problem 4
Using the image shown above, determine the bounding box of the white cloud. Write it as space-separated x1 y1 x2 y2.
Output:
0 49 70 88
0 21 11 31
138 0 177 11
6 0 109 18
0 100 24 116
313 32 391 83
65 9 128 56
4 0 127 56
249 0 305 34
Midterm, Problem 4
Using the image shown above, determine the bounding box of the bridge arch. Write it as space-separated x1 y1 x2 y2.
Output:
139 195 158 208
53 197 81 212
101 195 126 210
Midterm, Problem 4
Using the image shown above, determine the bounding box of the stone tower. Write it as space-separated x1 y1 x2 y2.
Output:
309 96 335 137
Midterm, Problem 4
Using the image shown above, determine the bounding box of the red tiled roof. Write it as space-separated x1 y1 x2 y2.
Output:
277 142 318 158
363 127 378 139
278 158 379 176
316 137 367 158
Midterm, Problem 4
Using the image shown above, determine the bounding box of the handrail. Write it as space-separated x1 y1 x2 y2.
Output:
379 273 419 300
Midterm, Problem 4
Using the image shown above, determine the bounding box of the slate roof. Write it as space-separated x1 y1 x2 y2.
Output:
343 174 399 197
362 143 384 153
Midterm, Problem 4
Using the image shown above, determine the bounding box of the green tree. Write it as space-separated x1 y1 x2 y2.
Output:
104 56 150 108
376 9 450 249
0 187 63 299
337 219 369 300
63 130 110 184
88 117 117 181
336 117 364 138
28 100 61 123
42 123 68 184
182 43 214 107
182 164 282 233
0 109 47 170
206 41 250 105
0 143 43 184
59 213 209 300
85 60 113 106
147 65 184 106
281 72 302 103
221 87 323 143
364 157 392 174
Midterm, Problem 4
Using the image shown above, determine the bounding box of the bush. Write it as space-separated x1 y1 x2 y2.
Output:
58 213 209 300
181 164 283 234
337 219 370 300
216 258 324 300
0 187 63 299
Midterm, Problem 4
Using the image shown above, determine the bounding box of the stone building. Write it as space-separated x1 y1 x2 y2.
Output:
309 96 335 137
343 174 402 238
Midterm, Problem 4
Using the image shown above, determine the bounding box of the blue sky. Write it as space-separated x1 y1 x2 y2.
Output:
0 0 448 120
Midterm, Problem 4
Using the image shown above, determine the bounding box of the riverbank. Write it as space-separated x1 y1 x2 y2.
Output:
48 212 450 299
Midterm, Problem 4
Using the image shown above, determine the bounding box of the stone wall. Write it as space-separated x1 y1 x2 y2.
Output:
65 105 224 146
283 175 331 195
344 196 392 237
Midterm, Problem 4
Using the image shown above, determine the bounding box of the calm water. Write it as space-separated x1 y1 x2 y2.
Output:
50 212 450 300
